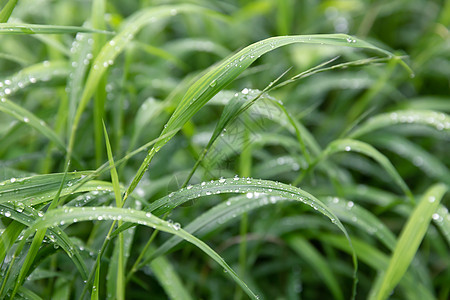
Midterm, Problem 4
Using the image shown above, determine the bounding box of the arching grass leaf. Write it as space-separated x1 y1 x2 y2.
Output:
369 183 447 300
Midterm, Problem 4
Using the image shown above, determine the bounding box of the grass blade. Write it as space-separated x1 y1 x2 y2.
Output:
150 252 193 300
0 97 66 153
287 235 344 300
349 110 450 138
0 172 113 206
0 0 18 23
322 196 397 250
322 139 414 202
103 122 125 300
323 234 435 299
0 23 112 35
369 183 448 300
68 4 213 161
27 207 259 299
0 60 69 97
127 177 358 297
126 34 395 200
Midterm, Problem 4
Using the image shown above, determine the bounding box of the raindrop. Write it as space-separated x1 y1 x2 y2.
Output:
344 146 351 151
10 177 16 183
219 178 226 183
347 201 354 208
173 223 181 230
16 202 25 212
428 196 436 203
4 211 11 217
246 192 253 199
241 88 249 95
209 80 217 87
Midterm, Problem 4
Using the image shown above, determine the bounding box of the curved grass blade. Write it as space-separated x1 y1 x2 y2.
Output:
0 206 89 297
144 194 292 264
0 98 66 153
68 4 215 159
0 172 115 206
322 139 414 202
125 177 358 297
369 134 450 185
286 235 344 300
0 203 89 282
0 221 25 267
0 60 69 97
150 251 193 300
369 183 448 300
0 23 112 35
433 204 450 246
322 196 397 250
323 234 435 300
349 110 450 139
26 206 259 299
126 34 395 200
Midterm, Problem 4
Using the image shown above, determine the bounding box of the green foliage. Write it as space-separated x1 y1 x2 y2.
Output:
0 0 448 299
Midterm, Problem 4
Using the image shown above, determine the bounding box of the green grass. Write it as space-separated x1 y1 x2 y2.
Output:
0 0 449 299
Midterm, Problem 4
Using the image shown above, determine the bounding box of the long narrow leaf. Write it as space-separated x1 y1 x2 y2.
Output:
369 183 447 300
27 206 259 299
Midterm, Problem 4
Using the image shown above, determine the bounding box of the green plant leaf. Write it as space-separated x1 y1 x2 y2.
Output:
27 206 259 299
0 23 112 34
369 183 448 300
287 235 343 300
0 0 18 23
0 97 66 152
349 110 450 139
322 139 413 202
125 33 394 200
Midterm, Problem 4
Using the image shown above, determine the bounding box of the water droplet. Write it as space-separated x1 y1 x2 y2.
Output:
16 202 25 212
344 146 351 151
173 222 181 230
209 80 217 87
428 196 436 203
146 212 152 217
4 88 11 95
246 192 253 199
241 88 249 94
4 211 11 217
347 201 354 208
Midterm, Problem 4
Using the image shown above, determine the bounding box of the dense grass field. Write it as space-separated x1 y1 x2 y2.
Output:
0 0 449 299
